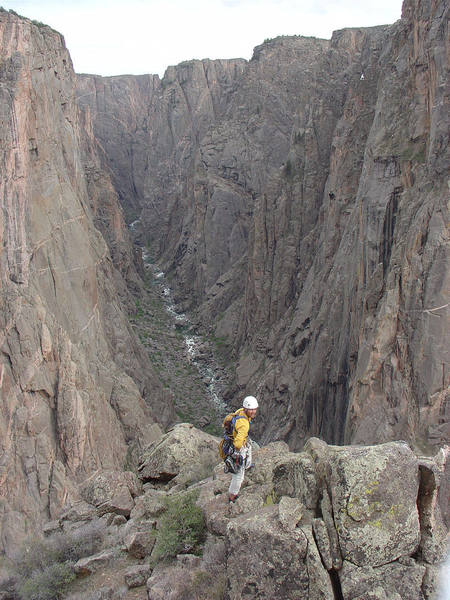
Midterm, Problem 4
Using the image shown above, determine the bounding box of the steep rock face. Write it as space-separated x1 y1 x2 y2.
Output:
78 0 448 450
242 0 449 450
76 58 247 237
0 12 167 555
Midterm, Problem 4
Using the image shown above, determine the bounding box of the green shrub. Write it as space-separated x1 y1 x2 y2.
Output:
152 491 206 562
17 562 75 600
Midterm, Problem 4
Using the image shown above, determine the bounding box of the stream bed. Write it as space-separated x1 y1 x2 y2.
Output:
129 245 231 433
154 264 227 415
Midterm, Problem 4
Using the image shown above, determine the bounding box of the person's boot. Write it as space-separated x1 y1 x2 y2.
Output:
228 493 239 503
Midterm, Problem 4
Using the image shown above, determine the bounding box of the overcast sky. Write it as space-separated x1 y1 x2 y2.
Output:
3 0 404 77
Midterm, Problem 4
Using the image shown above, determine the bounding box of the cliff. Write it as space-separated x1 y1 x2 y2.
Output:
0 11 170 554
78 0 449 450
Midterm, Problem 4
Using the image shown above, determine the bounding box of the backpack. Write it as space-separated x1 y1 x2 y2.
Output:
218 411 246 460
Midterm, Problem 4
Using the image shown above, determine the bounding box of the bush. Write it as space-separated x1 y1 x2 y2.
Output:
48 521 105 563
17 562 75 600
14 522 104 578
152 491 206 562
13 537 50 579
12 522 105 599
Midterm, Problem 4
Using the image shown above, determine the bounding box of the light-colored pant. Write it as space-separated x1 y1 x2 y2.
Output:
228 443 252 496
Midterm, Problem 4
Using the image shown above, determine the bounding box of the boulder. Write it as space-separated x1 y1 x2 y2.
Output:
278 496 304 530
303 437 330 489
80 470 142 517
339 559 426 600
146 565 193 600
59 500 98 527
125 530 156 558
130 489 166 521
199 493 232 537
124 564 152 588
226 504 310 599
245 442 291 486
272 451 319 510
138 424 220 485
353 588 401 600
228 491 266 517
302 526 335 600
176 553 201 568
73 548 118 575
326 442 420 566
111 514 127 527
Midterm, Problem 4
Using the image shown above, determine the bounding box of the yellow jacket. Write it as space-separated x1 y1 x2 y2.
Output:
232 408 252 450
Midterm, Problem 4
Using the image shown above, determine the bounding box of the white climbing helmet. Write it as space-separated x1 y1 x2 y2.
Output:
243 395 259 410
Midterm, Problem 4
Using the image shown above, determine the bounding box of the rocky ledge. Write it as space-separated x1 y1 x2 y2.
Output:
1 425 447 599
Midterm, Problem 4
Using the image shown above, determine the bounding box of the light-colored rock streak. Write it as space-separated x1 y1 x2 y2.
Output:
29 212 86 255
78 303 99 336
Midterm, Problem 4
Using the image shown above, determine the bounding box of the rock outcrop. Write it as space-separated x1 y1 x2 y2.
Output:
10 434 446 600
77 0 449 452
0 10 169 555
138 423 221 487
155 436 446 599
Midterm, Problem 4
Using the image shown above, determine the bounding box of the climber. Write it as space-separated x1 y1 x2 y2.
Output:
224 395 258 503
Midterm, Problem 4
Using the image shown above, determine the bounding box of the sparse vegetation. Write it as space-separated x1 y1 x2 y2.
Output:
151 490 206 562
17 562 75 600
127 260 231 432
208 333 232 365
8 523 104 600
203 422 222 436
32 19 47 28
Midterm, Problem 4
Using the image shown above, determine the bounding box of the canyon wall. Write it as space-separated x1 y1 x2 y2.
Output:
240 0 449 450
79 0 449 451
0 11 169 553
0 0 447 557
